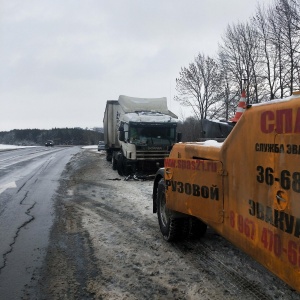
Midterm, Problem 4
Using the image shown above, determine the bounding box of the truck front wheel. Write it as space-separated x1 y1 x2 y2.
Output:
112 155 117 170
117 153 131 176
157 178 183 241
106 151 112 162
117 155 124 176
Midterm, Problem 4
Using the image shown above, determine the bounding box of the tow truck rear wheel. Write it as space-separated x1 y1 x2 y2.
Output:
187 217 207 239
157 178 183 241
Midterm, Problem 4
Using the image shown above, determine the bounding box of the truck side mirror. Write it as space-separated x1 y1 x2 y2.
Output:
176 132 182 142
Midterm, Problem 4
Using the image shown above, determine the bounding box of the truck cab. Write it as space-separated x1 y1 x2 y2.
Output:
117 118 178 175
104 95 179 177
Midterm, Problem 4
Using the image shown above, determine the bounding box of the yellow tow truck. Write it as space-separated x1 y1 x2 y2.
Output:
153 90 300 292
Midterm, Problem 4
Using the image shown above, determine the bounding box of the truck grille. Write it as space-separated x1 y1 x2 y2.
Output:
136 150 170 160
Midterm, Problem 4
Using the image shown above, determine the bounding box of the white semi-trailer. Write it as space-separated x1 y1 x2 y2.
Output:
103 95 179 176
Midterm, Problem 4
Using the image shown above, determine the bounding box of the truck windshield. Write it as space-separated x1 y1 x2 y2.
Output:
129 125 176 145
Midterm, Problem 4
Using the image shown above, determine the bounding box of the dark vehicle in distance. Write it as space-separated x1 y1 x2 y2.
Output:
45 140 54 147
98 141 105 151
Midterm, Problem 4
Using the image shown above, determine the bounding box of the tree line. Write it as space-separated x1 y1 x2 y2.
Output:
0 128 103 146
175 0 300 126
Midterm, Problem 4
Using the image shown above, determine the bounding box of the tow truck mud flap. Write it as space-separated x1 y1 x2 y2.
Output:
164 158 223 223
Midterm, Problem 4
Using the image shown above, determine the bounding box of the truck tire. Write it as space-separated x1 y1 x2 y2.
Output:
188 217 207 239
157 178 183 241
117 153 131 176
117 156 124 176
112 156 117 170
106 151 112 162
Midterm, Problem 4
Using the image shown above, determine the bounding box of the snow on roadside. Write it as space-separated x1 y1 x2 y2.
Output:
0 144 38 150
81 145 97 149
82 145 106 153
1 145 100 151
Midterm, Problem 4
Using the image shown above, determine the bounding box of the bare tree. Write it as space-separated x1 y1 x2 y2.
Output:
175 0 300 124
217 50 239 120
219 21 263 105
219 24 244 95
273 0 300 94
174 53 223 123
254 4 280 100
268 6 286 98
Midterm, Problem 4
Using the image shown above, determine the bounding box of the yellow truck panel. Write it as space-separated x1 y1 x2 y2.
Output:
165 158 223 223
153 92 300 292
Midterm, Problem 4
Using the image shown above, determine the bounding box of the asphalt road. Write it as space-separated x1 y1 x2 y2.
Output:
0 146 80 299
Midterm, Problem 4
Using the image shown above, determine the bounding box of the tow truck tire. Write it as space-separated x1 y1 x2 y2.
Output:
157 178 183 241
188 217 207 239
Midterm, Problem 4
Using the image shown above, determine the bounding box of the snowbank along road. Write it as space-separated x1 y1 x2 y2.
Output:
3 148 300 299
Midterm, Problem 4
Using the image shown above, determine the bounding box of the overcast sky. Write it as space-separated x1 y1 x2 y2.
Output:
0 0 273 131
